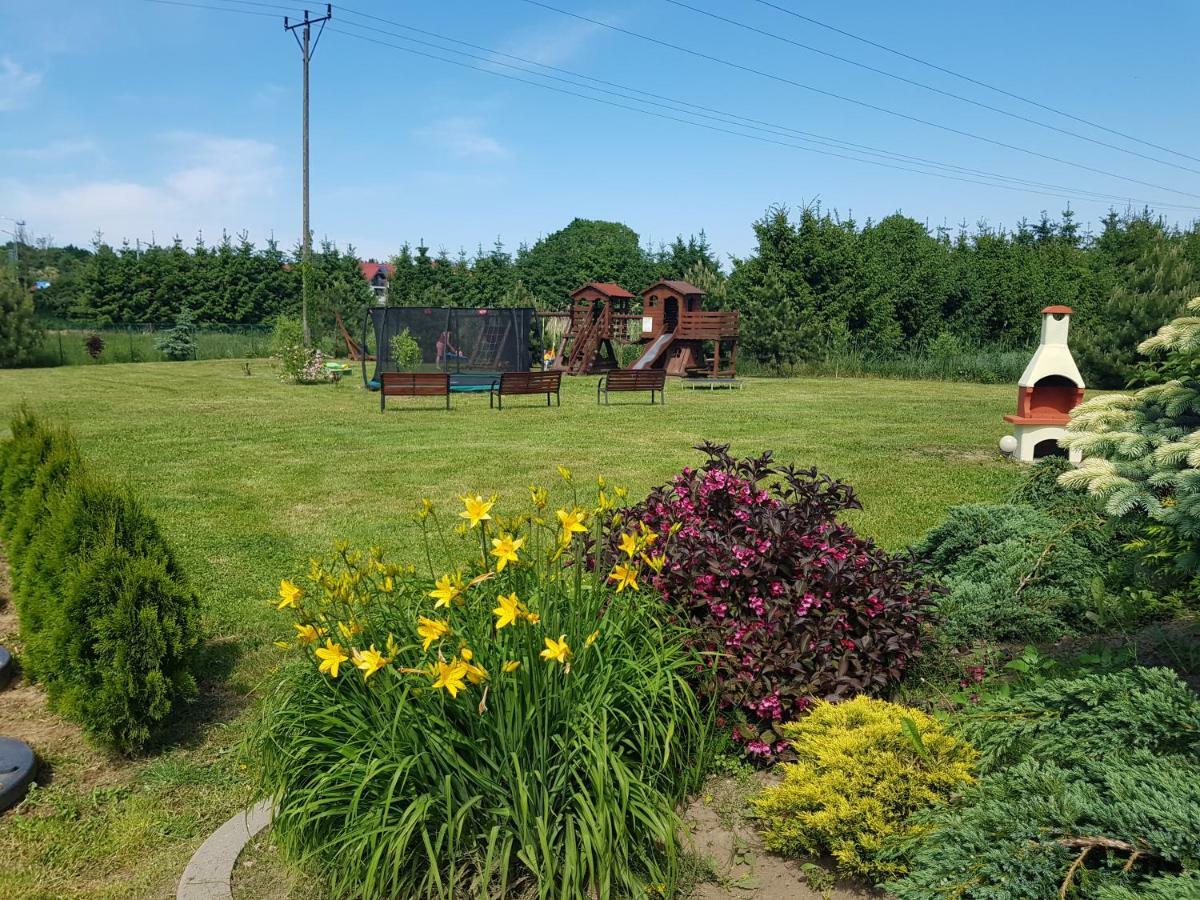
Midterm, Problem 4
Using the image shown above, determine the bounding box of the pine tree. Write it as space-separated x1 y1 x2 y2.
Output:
0 264 42 367
1062 297 1200 573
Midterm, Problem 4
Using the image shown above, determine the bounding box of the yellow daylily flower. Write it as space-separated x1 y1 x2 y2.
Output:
556 465 572 482
431 659 469 698
541 634 572 665
585 630 600 649
556 506 588 536
596 474 606 489
315 639 349 678
293 622 321 645
381 575 395 593
277 579 304 610
529 484 548 509
614 485 628 498
459 494 495 528
337 620 363 641
642 552 667 575
417 616 450 652
429 573 464 608
502 660 521 673
273 640 290 650
490 533 525 572
609 563 640 593
353 645 390 680
638 523 659 546
524 611 541 625
418 497 433 520
386 632 399 657
460 650 488 685
617 531 639 559
493 592 524 630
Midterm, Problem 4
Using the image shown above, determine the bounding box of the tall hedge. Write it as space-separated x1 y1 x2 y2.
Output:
0 409 200 752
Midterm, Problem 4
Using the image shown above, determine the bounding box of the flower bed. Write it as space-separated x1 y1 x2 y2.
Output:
248 473 712 898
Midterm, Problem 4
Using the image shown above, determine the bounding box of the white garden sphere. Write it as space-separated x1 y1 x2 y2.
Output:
998 435 1018 455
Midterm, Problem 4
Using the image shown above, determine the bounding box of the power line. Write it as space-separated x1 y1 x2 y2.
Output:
330 8 1190 210
326 23 1200 211
141 0 280 17
661 0 1200 178
136 0 1200 211
515 0 1200 202
747 0 1200 167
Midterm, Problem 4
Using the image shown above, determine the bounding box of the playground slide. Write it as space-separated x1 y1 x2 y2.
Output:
630 333 673 370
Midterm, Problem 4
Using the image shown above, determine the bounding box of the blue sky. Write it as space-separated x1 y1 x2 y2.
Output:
2 0 1198 265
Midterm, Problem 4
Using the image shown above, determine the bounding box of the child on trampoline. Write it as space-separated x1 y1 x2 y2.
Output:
436 330 466 369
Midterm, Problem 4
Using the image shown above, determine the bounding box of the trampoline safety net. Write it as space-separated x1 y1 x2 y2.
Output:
364 307 537 389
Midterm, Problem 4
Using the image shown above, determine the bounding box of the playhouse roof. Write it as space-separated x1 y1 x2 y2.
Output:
573 281 634 299
643 279 705 297
1042 305 1072 315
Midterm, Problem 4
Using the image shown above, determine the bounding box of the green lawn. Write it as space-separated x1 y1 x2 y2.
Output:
0 360 1022 898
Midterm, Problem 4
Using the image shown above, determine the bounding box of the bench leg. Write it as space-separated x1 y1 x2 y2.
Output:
546 392 550 407
556 391 560 407
597 381 601 405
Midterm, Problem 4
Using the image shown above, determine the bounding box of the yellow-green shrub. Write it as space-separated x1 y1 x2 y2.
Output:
753 696 976 881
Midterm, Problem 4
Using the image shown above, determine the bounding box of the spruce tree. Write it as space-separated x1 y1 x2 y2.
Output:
0 263 42 367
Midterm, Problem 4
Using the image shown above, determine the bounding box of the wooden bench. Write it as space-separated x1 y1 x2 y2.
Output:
598 369 666 405
489 371 562 409
380 372 451 411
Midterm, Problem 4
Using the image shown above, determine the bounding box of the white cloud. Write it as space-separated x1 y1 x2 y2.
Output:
10 138 100 160
501 13 610 67
0 57 42 111
0 133 284 245
415 117 509 161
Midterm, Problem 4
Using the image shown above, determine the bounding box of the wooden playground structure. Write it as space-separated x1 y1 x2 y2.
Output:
546 279 739 378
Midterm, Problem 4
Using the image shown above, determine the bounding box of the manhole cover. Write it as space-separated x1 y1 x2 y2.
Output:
0 737 36 813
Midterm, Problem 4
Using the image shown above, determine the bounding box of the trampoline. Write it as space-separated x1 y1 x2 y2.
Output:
363 307 539 391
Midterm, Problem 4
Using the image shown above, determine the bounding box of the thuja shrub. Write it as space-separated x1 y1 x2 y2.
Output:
0 408 200 753
754 696 977 881
617 442 936 757
16 477 199 751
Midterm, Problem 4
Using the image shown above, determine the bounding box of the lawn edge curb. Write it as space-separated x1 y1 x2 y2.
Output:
177 799 274 900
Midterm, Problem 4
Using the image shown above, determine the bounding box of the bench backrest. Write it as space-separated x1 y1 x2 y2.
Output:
498 371 562 394
381 372 450 396
607 369 666 390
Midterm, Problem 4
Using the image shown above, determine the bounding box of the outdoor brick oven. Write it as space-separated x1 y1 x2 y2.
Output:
1000 305 1085 462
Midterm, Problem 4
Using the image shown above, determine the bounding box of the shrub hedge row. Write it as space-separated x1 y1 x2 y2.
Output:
0 406 199 753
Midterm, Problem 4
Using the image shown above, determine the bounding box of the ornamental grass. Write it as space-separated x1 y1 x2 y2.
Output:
248 471 713 899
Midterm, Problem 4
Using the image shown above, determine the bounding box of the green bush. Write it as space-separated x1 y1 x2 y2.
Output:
248 481 713 899
915 502 1107 646
0 408 200 753
887 668 1200 899
754 696 976 881
388 327 422 370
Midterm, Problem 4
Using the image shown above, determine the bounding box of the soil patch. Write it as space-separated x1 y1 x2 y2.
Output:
681 774 879 900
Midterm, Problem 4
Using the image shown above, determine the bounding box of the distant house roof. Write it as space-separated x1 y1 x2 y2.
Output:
573 281 634 299
359 261 396 281
643 279 705 296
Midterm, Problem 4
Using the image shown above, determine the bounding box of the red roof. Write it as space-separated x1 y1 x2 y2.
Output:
573 281 634 299
643 279 705 296
359 261 395 281
1042 305 1072 315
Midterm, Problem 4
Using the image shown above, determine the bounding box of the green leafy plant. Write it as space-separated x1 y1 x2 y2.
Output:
247 476 713 899
388 327 422 370
753 696 977 881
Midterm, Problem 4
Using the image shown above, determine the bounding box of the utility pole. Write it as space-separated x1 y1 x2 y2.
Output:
284 4 332 346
